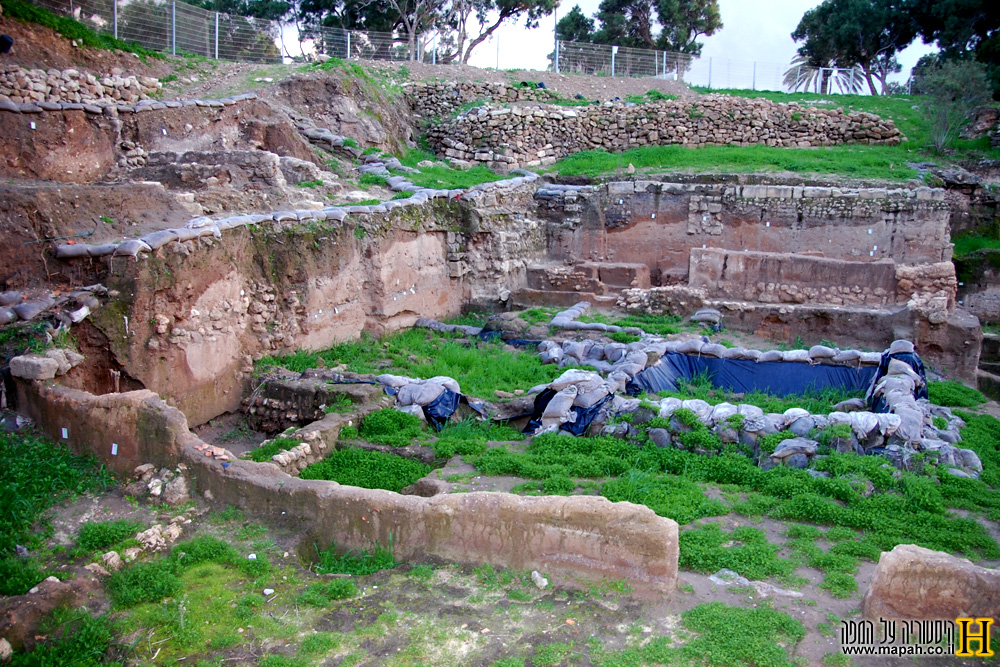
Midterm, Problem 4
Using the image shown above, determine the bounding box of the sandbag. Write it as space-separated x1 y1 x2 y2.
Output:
832 349 862 363
658 397 683 418
709 402 738 425
782 349 812 363
758 350 783 362
701 344 727 358
540 386 578 429
850 412 879 438
676 339 704 355
809 345 837 359
376 373 420 389
681 399 712 422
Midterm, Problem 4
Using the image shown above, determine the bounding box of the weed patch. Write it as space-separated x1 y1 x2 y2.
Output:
359 408 426 447
300 448 430 492
927 381 986 407
245 436 300 462
313 542 397 576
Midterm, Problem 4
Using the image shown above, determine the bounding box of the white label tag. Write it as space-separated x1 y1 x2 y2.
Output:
61 428 68 439
111 443 118 456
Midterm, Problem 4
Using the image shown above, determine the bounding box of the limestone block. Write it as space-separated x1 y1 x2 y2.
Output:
862 544 1000 620
9 354 59 380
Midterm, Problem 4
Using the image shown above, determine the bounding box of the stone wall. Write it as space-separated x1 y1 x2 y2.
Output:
405 81 554 118
536 179 953 280
78 186 544 425
427 95 903 171
0 65 160 106
16 380 679 594
688 248 898 307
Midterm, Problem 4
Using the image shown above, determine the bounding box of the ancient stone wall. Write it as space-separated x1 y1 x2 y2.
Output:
78 186 543 425
16 380 679 594
405 80 554 118
426 95 903 170
0 65 160 105
537 179 953 281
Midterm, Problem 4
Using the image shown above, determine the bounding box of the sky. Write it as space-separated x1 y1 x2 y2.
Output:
465 0 937 91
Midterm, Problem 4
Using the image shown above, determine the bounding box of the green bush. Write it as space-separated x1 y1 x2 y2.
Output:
300 447 430 492
928 381 986 407
76 519 143 554
359 408 425 447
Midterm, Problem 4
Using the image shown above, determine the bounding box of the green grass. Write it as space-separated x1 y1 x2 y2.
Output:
297 578 359 606
245 436 300 462
75 519 143 554
928 381 986 407
656 373 863 415
0 431 113 595
548 89 1000 180
432 417 524 459
398 149 512 189
257 329 568 399
680 523 793 580
358 408 426 447
4 0 162 60
952 232 1000 257
8 608 114 667
312 541 397 576
300 447 430 492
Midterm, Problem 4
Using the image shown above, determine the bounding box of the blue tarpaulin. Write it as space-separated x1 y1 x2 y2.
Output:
629 353 879 397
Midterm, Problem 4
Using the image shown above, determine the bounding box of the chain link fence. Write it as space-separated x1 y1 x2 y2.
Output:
29 0 428 63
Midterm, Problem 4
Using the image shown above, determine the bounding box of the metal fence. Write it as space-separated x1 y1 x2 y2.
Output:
31 0 426 63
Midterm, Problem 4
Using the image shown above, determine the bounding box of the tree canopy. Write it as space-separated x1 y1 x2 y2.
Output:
790 0 916 95
906 0 1000 98
555 0 721 55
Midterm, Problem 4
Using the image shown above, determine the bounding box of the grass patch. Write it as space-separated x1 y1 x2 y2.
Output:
399 149 511 189
300 447 430 492
358 408 426 447
0 431 113 595
75 519 143 554
313 541 397 576
257 329 568 399
680 523 793 580
297 579 359 607
8 608 114 667
928 381 986 407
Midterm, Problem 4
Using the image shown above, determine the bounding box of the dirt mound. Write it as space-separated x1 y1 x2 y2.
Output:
0 15 171 76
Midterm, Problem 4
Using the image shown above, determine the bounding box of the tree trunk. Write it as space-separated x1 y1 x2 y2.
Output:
409 29 416 61
462 12 509 64
862 62 879 96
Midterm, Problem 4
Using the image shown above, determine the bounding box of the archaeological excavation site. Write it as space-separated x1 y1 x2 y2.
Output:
1 2 1000 665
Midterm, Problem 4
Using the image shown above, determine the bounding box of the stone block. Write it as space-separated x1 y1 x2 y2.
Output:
863 544 1000 620
9 354 59 380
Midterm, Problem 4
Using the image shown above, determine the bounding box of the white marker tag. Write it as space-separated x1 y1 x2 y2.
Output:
111 443 118 456
62 428 68 439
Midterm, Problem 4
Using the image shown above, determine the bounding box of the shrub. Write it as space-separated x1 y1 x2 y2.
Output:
914 59 993 152
300 447 430 492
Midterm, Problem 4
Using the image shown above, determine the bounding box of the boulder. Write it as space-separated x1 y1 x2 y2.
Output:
863 544 1000 620
163 474 190 506
9 354 59 380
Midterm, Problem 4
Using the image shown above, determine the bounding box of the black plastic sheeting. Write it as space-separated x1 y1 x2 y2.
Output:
628 352 879 397
866 351 928 413
422 387 461 431
521 388 616 436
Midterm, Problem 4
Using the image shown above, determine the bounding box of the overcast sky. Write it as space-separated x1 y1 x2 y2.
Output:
465 0 936 91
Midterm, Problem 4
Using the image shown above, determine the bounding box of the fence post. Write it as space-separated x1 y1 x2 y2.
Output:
554 40 559 74
611 45 617 77
496 35 500 70
752 62 756 90
214 12 219 59
346 31 350 59
113 0 117 39
171 0 176 55
708 57 712 89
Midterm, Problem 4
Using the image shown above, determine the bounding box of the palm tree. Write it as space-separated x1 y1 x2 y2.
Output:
783 55 864 94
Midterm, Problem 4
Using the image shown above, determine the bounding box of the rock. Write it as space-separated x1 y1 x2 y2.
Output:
101 551 123 572
401 477 450 496
771 437 818 459
263 588 275 595
959 449 983 472
787 416 815 436
134 463 155 480
162 475 190 506
123 547 143 561
648 428 672 449
9 354 59 380
531 570 548 589
785 453 810 469
84 562 111 577
863 544 1000 620
0 638 12 662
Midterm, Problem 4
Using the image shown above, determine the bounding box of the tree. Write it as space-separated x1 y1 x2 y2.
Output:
906 0 1000 98
916 58 993 151
380 0 439 60
460 0 559 64
555 0 720 55
555 5 594 42
790 0 916 95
